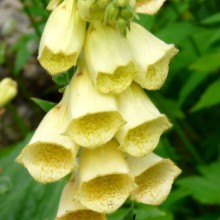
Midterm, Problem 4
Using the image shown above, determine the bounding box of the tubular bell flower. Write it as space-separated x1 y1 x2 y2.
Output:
0 77 17 108
116 83 172 157
77 140 134 213
84 22 135 94
127 22 178 90
38 0 86 75
65 68 125 148
126 153 181 205
16 87 79 183
56 172 106 220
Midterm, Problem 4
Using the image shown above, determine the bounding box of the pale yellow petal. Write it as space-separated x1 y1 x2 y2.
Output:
38 0 86 75
116 83 172 157
136 0 166 15
56 173 106 220
127 153 181 205
84 22 135 94
78 140 134 213
127 23 178 90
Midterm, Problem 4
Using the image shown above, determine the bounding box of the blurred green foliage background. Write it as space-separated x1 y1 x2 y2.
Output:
1 0 220 219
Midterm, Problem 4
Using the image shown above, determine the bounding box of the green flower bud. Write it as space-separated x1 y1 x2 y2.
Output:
113 0 128 7
98 0 110 8
120 5 133 20
105 2 119 21
116 17 130 37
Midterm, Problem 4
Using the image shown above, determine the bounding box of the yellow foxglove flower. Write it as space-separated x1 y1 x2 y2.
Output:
38 0 86 75
135 0 166 15
56 172 106 220
0 77 17 108
65 69 125 148
116 83 172 157
84 22 135 94
77 140 134 213
126 153 181 205
127 22 178 90
16 87 79 183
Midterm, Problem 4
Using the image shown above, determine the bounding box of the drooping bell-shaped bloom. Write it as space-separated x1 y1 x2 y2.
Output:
126 153 181 205
127 22 178 90
0 78 17 108
65 68 125 148
16 87 79 183
56 172 106 220
38 0 86 75
84 22 135 94
47 0 62 10
77 140 134 213
116 83 172 157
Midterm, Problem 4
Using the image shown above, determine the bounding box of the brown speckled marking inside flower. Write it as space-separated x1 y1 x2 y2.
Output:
56 210 106 220
67 112 125 148
39 46 76 75
120 116 172 157
97 63 134 94
131 160 181 205
79 174 133 213
16 143 75 183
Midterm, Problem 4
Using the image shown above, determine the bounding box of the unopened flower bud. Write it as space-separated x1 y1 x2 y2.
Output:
120 5 133 20
116 17 130 37
105 2 119 21
127 153 181 205
0 78 17 108
113 0 129 7
98 0 110 8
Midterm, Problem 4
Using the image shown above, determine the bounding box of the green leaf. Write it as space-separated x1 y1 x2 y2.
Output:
121 202 135 220
201 12 220 25
135 203 173 220
177 161 220 204
190 50 220 72
0 134 66 220
178 71 210 106
191 79 220 112
52 68 75 86
31 98 56 112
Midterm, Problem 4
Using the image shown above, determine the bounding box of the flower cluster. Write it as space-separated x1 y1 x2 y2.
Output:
16 0 181 219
